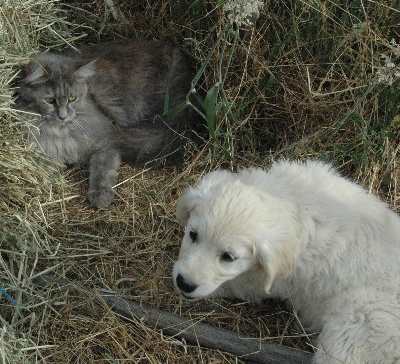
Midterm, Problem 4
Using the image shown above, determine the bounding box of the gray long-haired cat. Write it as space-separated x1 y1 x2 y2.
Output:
15 39 197 208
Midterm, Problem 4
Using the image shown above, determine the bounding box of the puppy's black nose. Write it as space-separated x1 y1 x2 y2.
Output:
176 274 198 293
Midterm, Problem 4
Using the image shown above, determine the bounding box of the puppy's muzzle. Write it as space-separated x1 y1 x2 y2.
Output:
176 273 198 294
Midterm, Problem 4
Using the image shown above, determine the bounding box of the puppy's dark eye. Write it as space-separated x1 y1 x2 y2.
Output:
221 252 235 262
189 230 198 242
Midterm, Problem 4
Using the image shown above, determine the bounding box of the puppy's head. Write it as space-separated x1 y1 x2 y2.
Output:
173 169 301 301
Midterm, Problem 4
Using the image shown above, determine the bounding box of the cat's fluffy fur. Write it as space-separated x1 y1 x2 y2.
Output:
16 39 197 208
173 160 400 364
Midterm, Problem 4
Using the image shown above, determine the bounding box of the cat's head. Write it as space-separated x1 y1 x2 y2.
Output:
18 53 96 124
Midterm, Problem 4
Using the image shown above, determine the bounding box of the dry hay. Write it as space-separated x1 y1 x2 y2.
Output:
1 0 399 363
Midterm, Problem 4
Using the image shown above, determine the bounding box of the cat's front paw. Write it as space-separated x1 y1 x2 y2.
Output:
87 188 115 208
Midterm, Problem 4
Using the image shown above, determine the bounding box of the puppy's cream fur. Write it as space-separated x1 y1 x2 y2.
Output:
173 160 400 364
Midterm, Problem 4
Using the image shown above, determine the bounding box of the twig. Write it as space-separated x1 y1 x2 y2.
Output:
33 275 312 364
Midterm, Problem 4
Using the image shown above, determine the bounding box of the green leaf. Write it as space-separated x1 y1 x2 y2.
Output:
204 83 220 141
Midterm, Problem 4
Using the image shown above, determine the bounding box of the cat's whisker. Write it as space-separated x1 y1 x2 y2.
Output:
73 119 99 138
72 119 89 134
75 112 90 117
33 119 48 133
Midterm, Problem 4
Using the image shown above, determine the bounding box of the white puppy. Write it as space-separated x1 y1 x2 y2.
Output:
173 160 400 364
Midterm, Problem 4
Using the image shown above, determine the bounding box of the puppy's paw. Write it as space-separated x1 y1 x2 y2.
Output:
87 188 115 208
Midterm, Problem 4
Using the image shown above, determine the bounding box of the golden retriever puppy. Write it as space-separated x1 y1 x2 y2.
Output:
173 160 400 364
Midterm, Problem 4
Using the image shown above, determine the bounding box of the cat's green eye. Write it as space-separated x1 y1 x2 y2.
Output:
45 97 55 104
68 96 77 102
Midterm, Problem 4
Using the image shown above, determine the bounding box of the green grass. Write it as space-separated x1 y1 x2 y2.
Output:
185 1 400 182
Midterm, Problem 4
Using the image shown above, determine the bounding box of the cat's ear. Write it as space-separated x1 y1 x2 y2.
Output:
23 60 46 84
75 60 97 80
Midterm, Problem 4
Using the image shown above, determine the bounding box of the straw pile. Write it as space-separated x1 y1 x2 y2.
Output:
1 0 399 363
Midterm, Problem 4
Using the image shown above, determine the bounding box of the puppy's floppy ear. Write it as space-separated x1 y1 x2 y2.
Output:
256 234 301 294
176 187 197 225
176 170 235 225
247 190 302 294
